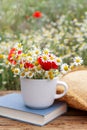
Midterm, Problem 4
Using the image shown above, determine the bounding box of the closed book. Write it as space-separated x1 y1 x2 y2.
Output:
0 93 67 126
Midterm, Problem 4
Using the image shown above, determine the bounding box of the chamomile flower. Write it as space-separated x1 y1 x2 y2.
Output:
21 53 27 61
14 43 23 50
27 56 33 62
13 68 20 75
56 57 62 65
73 56 83 66
20 71 26 78
0 54 4 59
41 54 49 62
49 54 56 61
45 70 54 79
34 48 41 56
70 63 75 70
61 63 70 74
20 63 24 69
26 71 34 78
35 65 42 73
3 59 10 68
43 49 50 55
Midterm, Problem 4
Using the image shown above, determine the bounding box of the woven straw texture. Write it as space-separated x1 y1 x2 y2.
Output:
57 69 87 111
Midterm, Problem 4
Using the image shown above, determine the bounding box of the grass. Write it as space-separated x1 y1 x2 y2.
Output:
0 0 87 32
0 0 87 90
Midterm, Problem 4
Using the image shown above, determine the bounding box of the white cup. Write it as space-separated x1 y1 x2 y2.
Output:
20 77 68 109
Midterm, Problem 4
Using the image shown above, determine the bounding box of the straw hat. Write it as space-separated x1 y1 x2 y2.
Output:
57 67 87 111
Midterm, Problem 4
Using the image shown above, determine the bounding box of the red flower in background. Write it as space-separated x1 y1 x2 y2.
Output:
8 48 16 65
10 48 16 54
8 48 22 65
33 11 42 18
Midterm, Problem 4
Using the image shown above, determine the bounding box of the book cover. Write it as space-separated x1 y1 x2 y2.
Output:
0 93 67 126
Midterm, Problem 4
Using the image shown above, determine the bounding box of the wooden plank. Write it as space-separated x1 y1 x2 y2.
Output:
0 115 87 130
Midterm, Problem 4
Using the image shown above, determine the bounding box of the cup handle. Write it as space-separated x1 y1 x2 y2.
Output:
55 81 68 99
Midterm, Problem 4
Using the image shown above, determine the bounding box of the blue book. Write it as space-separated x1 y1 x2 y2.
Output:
0 93 67 126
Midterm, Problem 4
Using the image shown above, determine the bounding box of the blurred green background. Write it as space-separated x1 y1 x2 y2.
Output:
0 0 87 90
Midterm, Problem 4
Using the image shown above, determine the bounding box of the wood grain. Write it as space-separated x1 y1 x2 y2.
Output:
0 91 87 130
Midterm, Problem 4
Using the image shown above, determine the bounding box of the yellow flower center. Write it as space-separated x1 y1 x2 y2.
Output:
27 52 32 56
14 69 19 73
50 56 54 60
5 60 9 65
34 61 39 66
20 64 23 68
28 72 33 76
0 54 4 59
35 50 39 55
49 75 54 79
76 59 80 63
48 71 54 79
42 55 48 61
28 57 33 61
44 50 49 54
64 66 68 71
22 54 27 57
21 72 25 77
70 65 75 70
37 65 41 71
48 71 53 75
24 68 29 72
18 43 22 48
57 58 61 63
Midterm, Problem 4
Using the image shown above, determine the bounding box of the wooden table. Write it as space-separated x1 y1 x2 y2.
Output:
0 91 87 130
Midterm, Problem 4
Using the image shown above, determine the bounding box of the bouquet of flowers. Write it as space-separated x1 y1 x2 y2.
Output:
5 43 83 79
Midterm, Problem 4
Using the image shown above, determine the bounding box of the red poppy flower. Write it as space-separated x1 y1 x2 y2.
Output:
51 61 58 69
8 48 16 65
8 48 22 65
38 57 51 71
10 60 16 65
38 56 58 71
33 11 42 18
41 61 52 71
8 54 12 61
8 54 16 65
10 48 16 54
24 62 34 69
38 57 43 65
